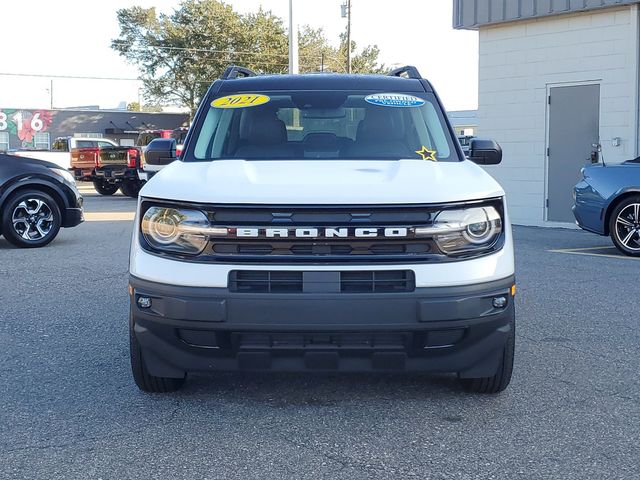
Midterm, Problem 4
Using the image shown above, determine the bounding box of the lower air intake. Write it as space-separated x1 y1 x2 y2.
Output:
229 270 415 294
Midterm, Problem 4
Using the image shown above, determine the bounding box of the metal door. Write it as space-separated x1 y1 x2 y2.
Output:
547 84 600 222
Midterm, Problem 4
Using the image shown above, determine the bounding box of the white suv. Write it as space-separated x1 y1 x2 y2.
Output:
128 66 515 394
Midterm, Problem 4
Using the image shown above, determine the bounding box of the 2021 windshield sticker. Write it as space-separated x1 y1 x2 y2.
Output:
416 146 437 161
211 94 270 109
364 93 425 107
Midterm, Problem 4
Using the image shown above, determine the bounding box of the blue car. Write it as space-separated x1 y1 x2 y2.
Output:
573 158 640 256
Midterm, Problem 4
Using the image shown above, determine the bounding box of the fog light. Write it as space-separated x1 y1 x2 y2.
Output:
137 296 152 309
492 296 507 309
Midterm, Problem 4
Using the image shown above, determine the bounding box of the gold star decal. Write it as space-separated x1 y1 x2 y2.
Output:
415 146 437 161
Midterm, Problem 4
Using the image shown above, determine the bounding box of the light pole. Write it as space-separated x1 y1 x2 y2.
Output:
288 0 299 74
341 0 352 74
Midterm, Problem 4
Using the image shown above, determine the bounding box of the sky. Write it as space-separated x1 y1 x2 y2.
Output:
0 0 478 112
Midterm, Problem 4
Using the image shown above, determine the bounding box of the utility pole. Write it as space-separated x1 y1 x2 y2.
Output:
49 79 53 109
288 0 299 74
341 0 352 74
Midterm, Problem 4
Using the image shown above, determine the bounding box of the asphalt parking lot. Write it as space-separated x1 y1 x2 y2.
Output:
1 185 638 480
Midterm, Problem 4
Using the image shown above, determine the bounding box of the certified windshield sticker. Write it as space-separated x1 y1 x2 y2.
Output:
365 93 425 107
415 146 437 161
211 94 270 109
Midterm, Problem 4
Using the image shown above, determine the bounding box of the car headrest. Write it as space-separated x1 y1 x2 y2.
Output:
240 109 287 145
356 108 404 142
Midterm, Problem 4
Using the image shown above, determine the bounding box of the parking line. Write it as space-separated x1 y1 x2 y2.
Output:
548 246 640 261
550 246 617 252
84 212 135 222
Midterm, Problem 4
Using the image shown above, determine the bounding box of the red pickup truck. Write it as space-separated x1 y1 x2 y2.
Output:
70 146 119 195
94 129 182 198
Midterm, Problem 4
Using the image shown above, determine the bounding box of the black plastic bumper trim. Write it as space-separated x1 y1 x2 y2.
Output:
129 274 515 376
62 207 84 228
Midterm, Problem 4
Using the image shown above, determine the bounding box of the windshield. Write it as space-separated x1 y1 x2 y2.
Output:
189 90 459 162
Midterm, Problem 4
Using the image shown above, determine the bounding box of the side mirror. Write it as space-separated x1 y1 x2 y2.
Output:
144 138 177 165
468 139 502 165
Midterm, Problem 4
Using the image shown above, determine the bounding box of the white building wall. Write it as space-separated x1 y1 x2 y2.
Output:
477 6 639 226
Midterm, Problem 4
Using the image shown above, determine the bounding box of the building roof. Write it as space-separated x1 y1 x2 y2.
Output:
453 0 640 30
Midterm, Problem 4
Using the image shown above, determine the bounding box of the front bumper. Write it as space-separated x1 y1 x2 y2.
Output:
130 274 515 378
61 182 84 228
573 180 606 235
62 207 84 228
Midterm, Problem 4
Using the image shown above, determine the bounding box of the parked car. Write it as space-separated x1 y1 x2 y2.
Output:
573 158 640 256
128 65 515 394
96 129 185 198
70 145 122 196
0 153 83 247
13 136 118 170
95 146 142 198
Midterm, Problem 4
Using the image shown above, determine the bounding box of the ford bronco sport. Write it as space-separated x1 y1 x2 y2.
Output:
129 66 515 394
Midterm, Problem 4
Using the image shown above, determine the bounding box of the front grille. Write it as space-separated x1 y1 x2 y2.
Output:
340 270 414 293
139 200 505 264
230 271 303 293
229 270 415 294
206 205 441 263
214 242 432 257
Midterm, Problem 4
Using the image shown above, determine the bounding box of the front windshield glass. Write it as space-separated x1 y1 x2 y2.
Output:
190 90 459 162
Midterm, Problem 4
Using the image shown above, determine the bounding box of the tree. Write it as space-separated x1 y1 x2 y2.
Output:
297 26 385 74
298 26 337 72
112 1 385 116
239 8 289 73
113 2 248 117
336 31 386 74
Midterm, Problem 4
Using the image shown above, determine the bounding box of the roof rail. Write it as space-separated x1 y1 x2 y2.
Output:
221 65 257 80
387 65 422 79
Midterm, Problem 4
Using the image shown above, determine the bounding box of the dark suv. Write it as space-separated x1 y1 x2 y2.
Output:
1 154 83 247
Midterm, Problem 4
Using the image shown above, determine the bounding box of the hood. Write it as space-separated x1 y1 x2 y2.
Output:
141 159 504 205
0 153 59 170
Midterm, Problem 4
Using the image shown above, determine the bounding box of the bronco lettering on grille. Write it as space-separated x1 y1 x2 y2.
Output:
234 227 409 239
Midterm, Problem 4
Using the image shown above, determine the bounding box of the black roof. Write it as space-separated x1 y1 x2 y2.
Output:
218 74 430 93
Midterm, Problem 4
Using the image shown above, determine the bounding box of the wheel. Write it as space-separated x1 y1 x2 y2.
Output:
120 180 142 198
129 313 185 392
1 189 62 248
609 195 640 257
92 179 119 196
459 316 515 394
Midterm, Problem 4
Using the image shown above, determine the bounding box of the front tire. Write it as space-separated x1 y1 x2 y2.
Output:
129 313 185 393
92 179 119 196
120 180 142 198
1 189 62 248
459 316 515 394
609 195 640 257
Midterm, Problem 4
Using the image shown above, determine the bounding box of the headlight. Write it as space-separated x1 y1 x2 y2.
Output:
141 207 209 255
50 168 76 185
416 206 502 255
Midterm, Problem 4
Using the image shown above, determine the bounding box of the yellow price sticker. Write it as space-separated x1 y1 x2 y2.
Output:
211 94 270 109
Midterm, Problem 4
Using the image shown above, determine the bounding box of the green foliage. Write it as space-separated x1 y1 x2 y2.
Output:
112 0 385 115
339 32 387 74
